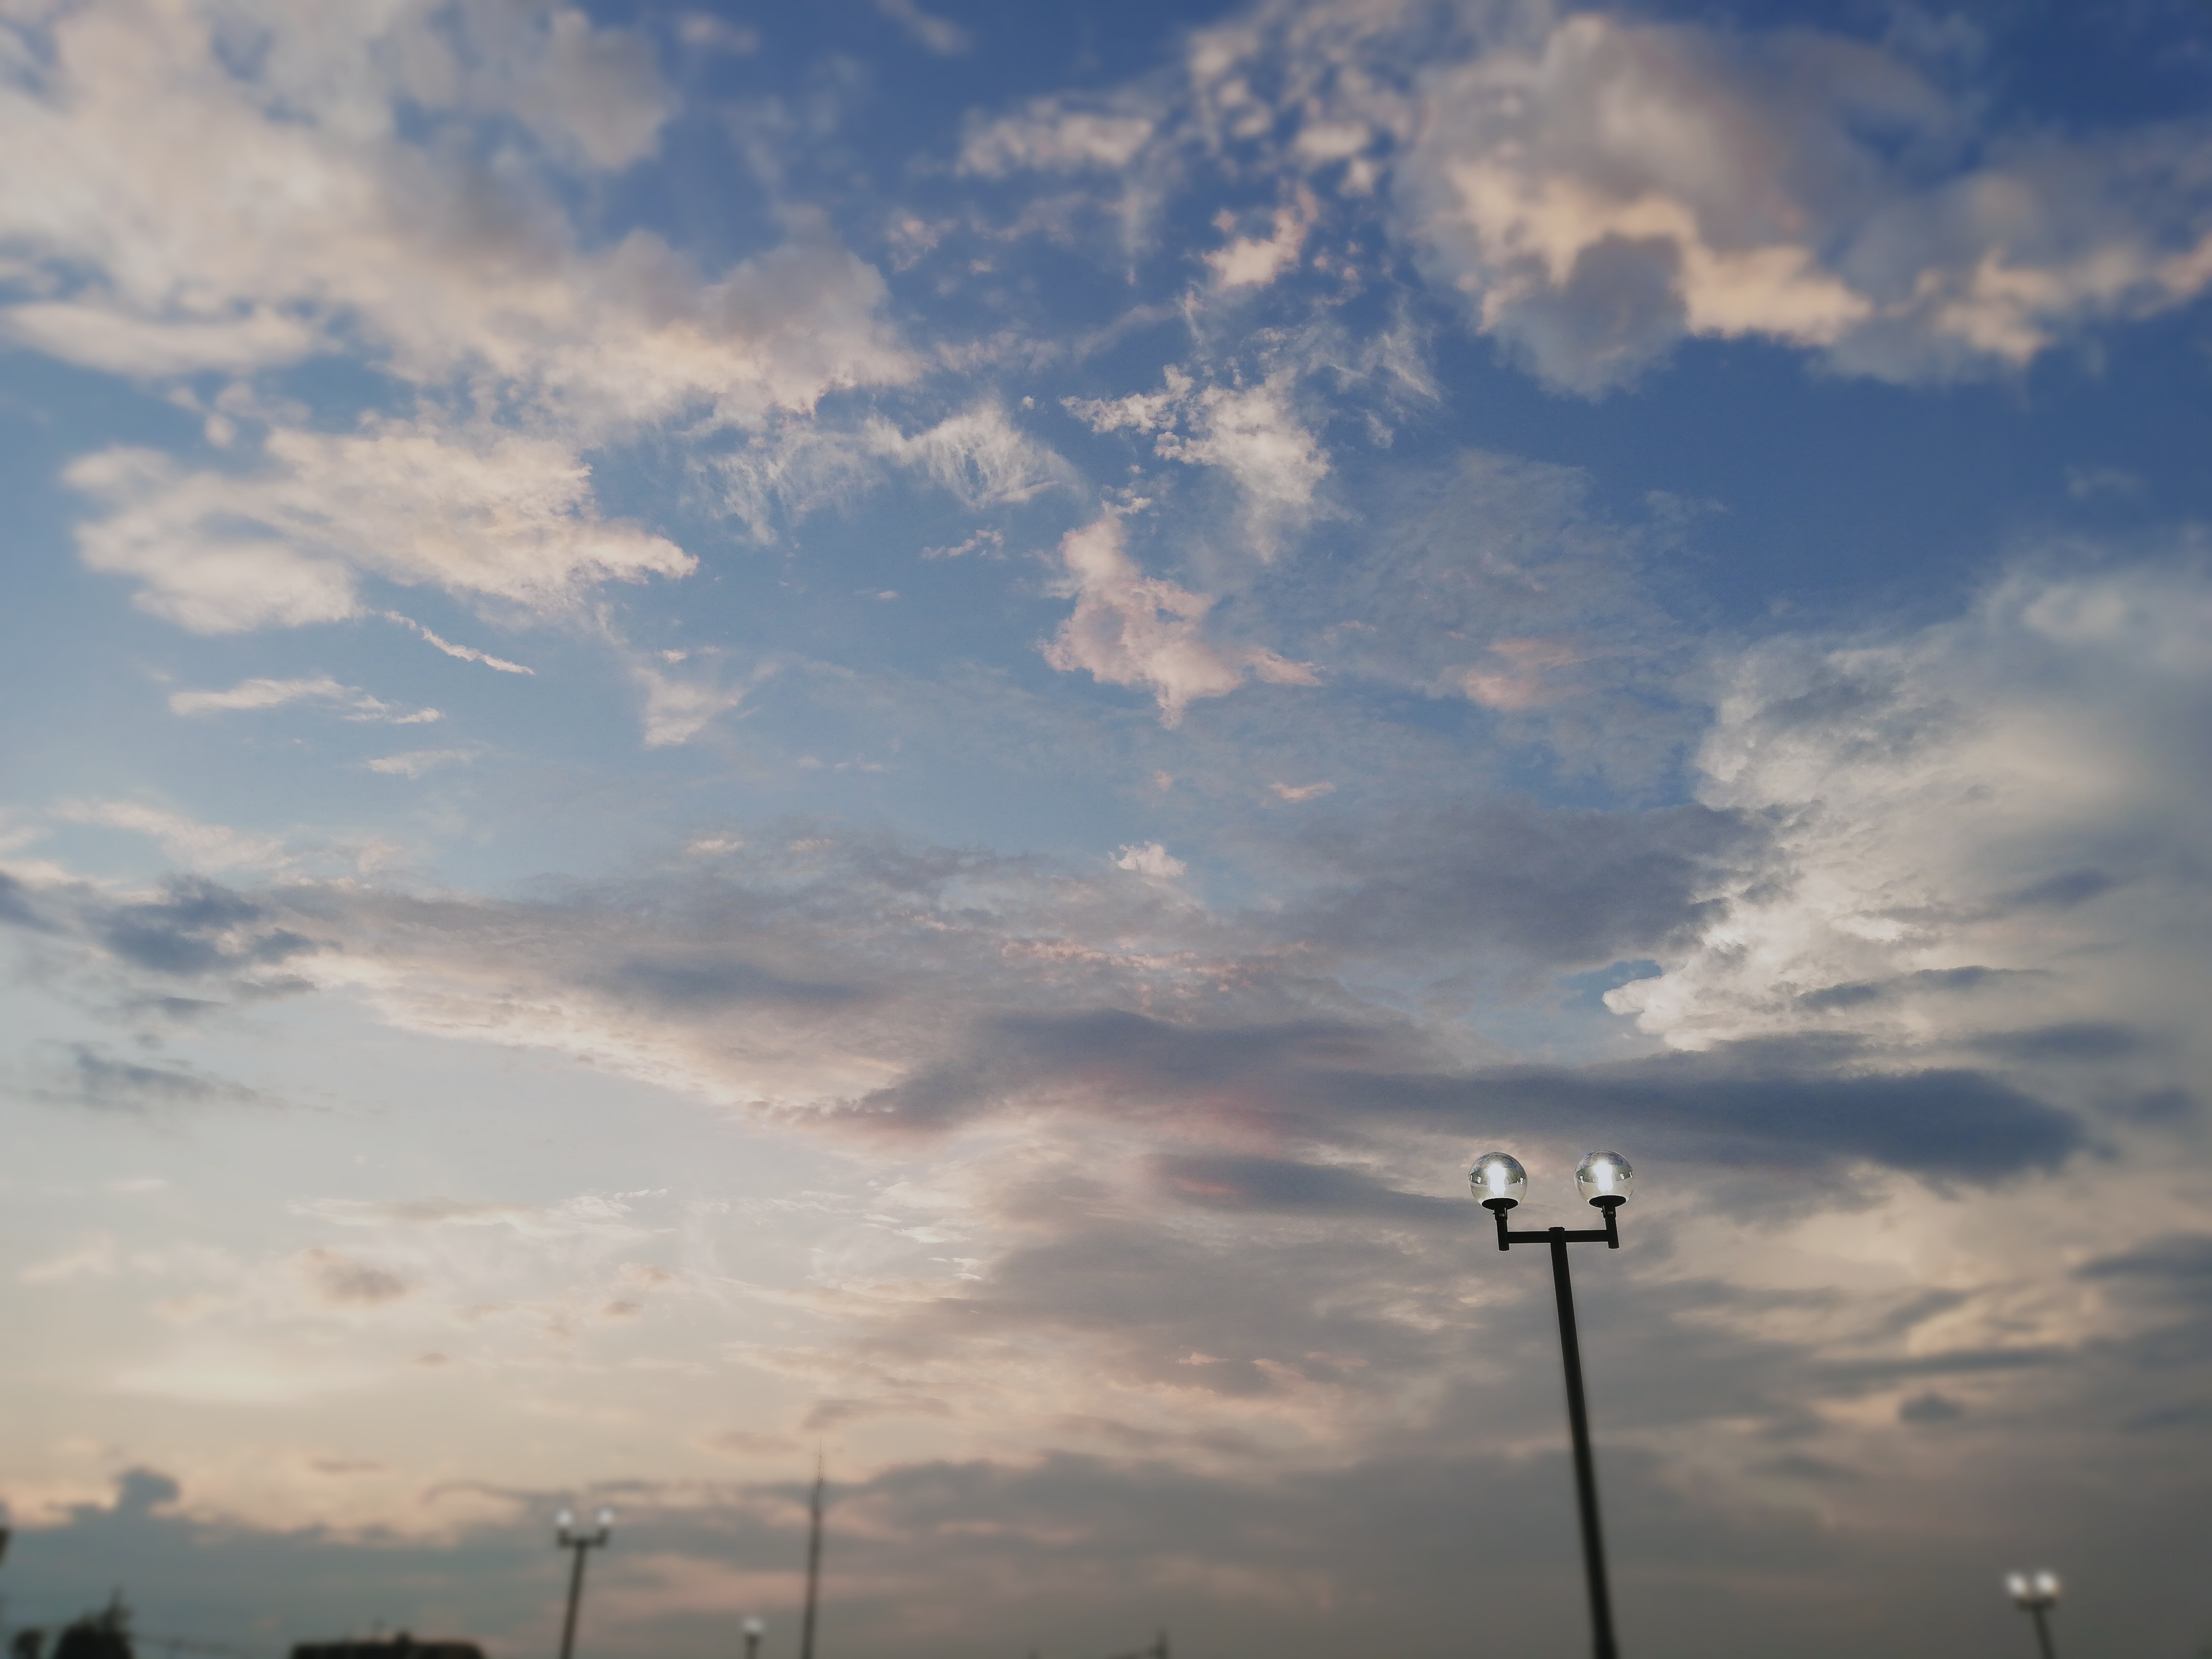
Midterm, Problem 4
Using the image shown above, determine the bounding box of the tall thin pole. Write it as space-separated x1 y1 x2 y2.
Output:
1549 1227 1618 1659
2028 1604 2058 1659
799 1456 826 1659
557 1541 590 1659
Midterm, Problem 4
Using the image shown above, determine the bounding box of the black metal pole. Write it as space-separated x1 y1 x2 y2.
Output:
2028 1604 2057 1659
799 1459 826 1659
1549 1227 1619 1659
557 1541 589 1659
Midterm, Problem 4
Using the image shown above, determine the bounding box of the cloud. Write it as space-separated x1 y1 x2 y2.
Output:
1395 13 2212 391
1041 512 1319 725
87 876 315 976
364 748 478 778
1267 800 1760 966
874 0 970 57
862 405 1075 506
72 421 695 633
0 2 907 419
1111 842 1187 880
56 800 295 874
676 14 760 56
168 676 439 723
44 1043 267 1113
960 99 1157 177
0 0 916 637
1610 558 2212 1071
957 4 2212 395
1456 638 1582 710
1207 204 1309 289
633 657 772 749
384 613 536 674
299 1250 410 1308
718 406 1074 541
1068 370 1331 554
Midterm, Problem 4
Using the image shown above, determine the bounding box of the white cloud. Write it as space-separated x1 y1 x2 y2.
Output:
55 799 290 873
1041 512 1318 727
675 14 759 54
0 302 323 376
1112 842 1187 879
383 613 535 674
862 405 1075 506
71 420 693 633
959 99 1156 177
1207 204 1309 289
1068 370 1330 554
1395 13 2212 391
633 659 768 749
874 0 970 57
168 676 439 723
718 406 1074 540
364 749 477 779
1611 559 2212 1065
0 0 915 630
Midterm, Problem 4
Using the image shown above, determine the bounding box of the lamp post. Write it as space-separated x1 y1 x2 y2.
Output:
742 1617 765 1659
553 1505 614 1659
1471 1150 1635 1659
2006 1571 2061 1659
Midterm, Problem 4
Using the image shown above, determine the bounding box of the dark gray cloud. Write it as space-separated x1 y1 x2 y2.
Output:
98 878 314 977
43 1042 265 1112
1796 966 2040 1012
858 1009 2082 1184
15 1420 2211 1659
1897 1390 1965 1423
300 1249 411 1307
1969 1022 2148 1062
0 869 59 932
2079 1235 2212 1289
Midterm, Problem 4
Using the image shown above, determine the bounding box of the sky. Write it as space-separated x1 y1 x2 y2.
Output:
2 0 2211 1657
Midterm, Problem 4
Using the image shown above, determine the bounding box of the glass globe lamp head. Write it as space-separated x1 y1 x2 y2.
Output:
743 1619 766 1637
1576 1151 1633 1206
2034 1572 2059 1603
2006 1574 2030 1603
1469 1152 1527 1208
595 1506 616 1535
555 1507 576 1536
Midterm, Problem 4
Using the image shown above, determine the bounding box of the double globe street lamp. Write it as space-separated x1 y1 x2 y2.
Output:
553 1505 615 1659
1471 1149 1635 1659
2007 1571 2062 1659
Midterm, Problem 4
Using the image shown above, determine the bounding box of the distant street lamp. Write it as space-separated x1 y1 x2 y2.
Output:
1471 1150 1635 1659
2007 1571 2062 1659
742 1616 765 1659
553 1506 614 1659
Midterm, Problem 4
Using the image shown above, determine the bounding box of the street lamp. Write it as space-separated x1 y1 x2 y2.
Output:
1471 1150 1634 1659
553 1505 615 1659
2007 1571 2061 1659
742 1616 765 1659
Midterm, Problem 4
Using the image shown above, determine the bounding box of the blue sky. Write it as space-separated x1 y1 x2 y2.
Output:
2 2 2212 1657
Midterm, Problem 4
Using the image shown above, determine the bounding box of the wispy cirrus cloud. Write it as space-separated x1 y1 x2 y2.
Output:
168 676 439 723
